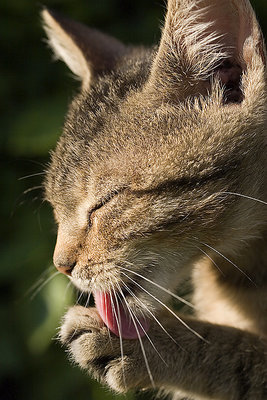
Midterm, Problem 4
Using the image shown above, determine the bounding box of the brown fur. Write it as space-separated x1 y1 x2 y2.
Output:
42 1 267 399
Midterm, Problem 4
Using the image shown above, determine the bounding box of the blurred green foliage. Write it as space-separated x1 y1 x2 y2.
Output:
1 1 266 399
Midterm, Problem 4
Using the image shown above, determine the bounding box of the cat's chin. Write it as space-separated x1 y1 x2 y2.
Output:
71 277 92 293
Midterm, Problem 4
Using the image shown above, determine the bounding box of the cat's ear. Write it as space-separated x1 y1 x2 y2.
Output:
148 0 266 103
41 8 126 88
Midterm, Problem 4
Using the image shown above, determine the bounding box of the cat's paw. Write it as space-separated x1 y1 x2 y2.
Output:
60 306 153 392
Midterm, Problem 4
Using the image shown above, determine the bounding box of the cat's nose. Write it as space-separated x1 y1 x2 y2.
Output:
55 261 76 276
53 226 80 276
53 248 77 276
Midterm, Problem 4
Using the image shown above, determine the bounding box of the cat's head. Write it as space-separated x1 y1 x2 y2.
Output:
43 0 266 325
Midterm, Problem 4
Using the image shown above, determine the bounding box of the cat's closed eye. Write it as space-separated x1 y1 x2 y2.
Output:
88 187 127 225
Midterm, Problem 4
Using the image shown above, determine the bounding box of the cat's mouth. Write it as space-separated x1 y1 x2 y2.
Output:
72 264 155 339
93 291 150 339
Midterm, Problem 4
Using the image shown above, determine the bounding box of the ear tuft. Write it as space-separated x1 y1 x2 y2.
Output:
41 7 126 88
42 8 91 86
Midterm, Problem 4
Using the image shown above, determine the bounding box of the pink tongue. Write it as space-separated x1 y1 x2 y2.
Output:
94 292 149 339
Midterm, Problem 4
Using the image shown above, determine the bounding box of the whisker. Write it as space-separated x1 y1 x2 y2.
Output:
22 158 47 168
85 290 92 308
200 241 256 286
30 270 61 300
104 293 113 345
121 264 195 309
118 283 168 366
221 191 267 207
111 284 126 390
121 281 181 350
196 246 225 276
120 280 179 357
25 266 54 298
64 280 74 302
18 172 45 181
23 185 43 195
122 281 181 349
121 271 207 343
76 290 85 305
11 185 43 217
115 284 155 388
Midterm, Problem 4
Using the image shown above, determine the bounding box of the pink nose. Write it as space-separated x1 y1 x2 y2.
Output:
53 250 76 276
53 227 79 276
55 262 75 276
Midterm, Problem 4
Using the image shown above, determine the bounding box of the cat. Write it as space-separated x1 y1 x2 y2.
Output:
41 1 267 399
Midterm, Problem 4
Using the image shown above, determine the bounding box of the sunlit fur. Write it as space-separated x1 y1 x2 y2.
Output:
42 0 267 399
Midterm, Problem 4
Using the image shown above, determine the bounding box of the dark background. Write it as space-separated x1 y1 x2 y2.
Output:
1 1 266 400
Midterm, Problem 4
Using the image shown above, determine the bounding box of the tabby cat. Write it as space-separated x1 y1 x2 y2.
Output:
42 1 267 399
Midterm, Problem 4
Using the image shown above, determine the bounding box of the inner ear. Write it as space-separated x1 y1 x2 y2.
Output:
148 0 266 104
214 59 243 103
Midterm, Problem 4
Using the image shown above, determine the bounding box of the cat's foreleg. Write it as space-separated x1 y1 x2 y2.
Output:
60 306 267 400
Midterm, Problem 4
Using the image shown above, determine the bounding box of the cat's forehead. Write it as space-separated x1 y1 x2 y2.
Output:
46 94 224 213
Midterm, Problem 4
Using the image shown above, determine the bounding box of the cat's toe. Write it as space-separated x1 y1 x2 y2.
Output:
105 356 150 393
69 331 113 372
60 305 153 391
60 306 120 372
60 306 104 344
